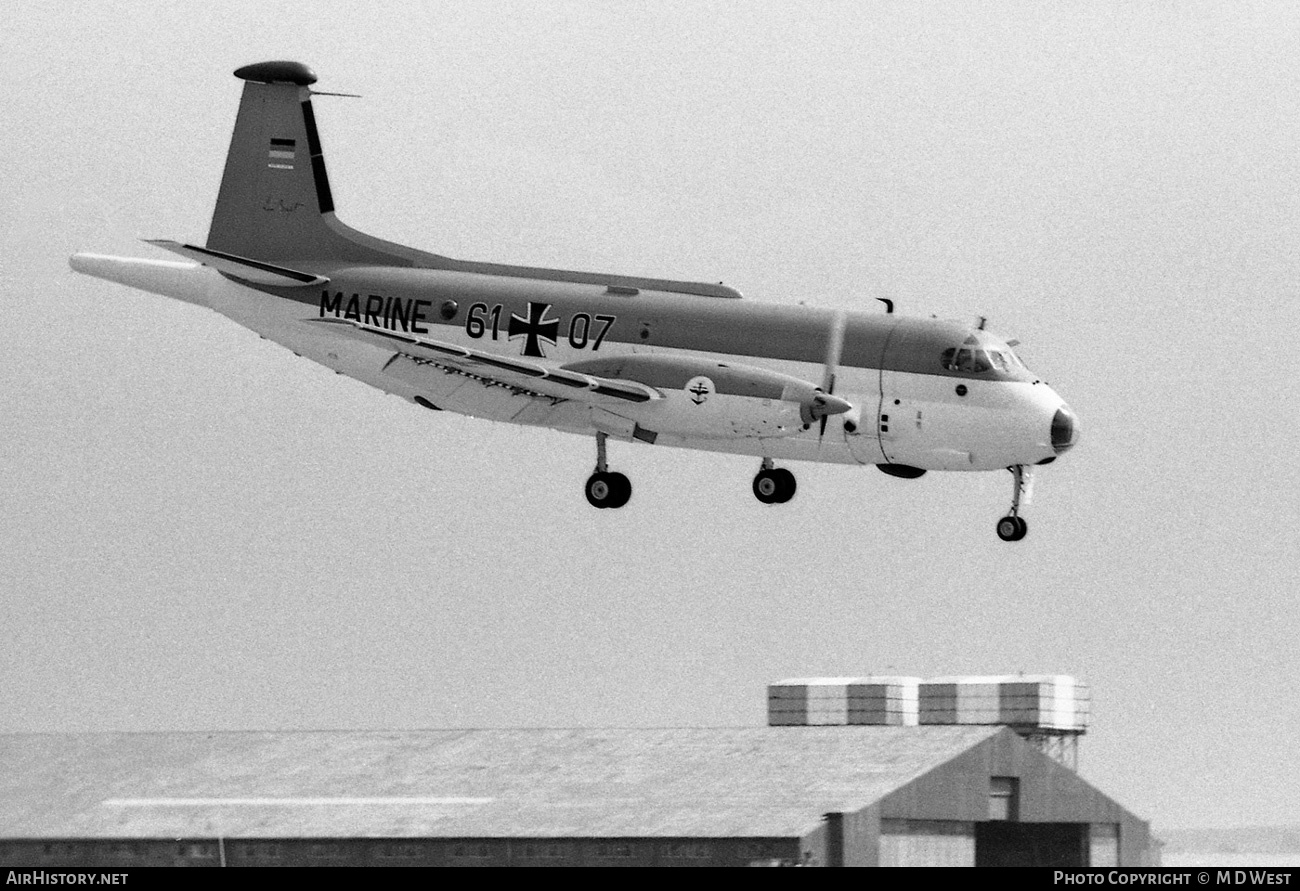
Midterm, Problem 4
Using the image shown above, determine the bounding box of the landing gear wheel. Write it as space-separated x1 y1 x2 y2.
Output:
586 471 631 509
753 467 796 504
586 432 632 509
774 468 796 503
607 472 632 508
996 515 1028 542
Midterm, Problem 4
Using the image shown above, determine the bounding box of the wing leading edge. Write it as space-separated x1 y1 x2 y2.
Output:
311 317 659 407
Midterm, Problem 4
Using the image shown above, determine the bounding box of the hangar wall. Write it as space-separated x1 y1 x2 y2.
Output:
858 729 1149 866
0 837 807 868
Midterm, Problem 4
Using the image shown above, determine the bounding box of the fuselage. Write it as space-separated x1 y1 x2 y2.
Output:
159 259 1077 472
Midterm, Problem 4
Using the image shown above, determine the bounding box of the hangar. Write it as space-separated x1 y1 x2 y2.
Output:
0 724 1150 867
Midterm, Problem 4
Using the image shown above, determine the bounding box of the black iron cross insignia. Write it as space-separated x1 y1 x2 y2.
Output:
507 302 561 358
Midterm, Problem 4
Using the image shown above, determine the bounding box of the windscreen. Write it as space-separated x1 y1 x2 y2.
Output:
940 334 1027 377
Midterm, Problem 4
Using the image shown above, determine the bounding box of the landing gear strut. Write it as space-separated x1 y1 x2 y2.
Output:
585 432 631 509
753 458 797 505
996 465 1029 541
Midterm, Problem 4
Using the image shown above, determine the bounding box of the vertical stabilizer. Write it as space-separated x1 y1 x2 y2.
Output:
201 61 745 297
205 61 414 265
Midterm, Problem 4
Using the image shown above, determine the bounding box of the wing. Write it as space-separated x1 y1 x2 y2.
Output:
311 318 659 410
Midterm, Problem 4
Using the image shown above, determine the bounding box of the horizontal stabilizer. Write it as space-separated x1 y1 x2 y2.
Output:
145 240 329 287
69 253 213 307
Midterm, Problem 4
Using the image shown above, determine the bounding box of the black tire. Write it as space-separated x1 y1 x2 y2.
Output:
1013 516 1029 541
774 468 797 503
752 470 779 504
996 515 1020 541
608 472 632 509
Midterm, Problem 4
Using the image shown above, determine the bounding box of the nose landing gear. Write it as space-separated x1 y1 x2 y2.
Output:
585 432 631 509
996 465 1030 541
753 458 797 505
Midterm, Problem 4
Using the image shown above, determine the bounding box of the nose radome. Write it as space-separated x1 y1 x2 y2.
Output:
1051 404 1079 454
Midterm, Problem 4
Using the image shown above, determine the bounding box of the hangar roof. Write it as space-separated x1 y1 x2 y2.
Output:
0 726 1003 839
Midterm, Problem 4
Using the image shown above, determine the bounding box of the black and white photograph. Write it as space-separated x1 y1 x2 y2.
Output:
2 0 1297 870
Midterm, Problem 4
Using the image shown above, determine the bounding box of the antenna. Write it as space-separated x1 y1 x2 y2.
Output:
876 298 894 314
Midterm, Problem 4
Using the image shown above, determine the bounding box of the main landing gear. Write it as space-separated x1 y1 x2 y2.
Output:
753 458 797 505
996 465 1029 542
585 432 631 509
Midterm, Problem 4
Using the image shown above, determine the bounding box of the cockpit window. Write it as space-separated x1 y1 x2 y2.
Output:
936 332 1032 378
940 333 1027 376
942 348 990 373
941 336 992 373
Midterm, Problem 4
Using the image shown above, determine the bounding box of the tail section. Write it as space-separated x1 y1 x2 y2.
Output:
205 61 419 266
198 61 744 297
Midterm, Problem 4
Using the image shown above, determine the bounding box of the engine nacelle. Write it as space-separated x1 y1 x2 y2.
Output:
564 354 852 440
633 389 809 439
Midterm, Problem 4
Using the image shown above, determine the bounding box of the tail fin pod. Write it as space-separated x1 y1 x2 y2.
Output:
205 61 413 265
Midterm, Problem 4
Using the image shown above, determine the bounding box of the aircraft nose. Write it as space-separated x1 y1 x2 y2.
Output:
1051 404 1079 454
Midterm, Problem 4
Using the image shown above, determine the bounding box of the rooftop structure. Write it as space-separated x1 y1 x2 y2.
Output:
768 675 1090 768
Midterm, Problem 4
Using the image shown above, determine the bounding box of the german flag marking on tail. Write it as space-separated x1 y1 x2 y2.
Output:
268 137 296 170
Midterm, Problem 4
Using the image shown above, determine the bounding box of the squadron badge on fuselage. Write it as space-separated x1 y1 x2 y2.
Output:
686 376 715 405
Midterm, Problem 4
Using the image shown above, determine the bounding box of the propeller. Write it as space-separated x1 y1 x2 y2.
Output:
819 311 848 438
801 392 853 426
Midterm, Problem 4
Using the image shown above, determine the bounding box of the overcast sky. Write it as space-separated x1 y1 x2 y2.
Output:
3 1 1298 834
